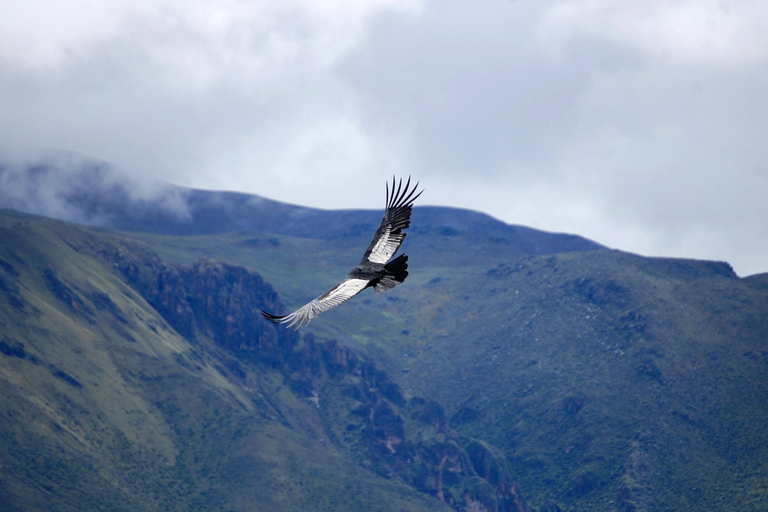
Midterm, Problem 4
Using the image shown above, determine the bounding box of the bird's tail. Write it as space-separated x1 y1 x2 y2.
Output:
375 254 409 292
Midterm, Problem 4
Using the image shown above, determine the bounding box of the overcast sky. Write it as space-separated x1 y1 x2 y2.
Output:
1 0 767 275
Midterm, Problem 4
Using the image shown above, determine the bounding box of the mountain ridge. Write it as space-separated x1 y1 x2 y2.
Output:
2 158 768 511
0 157 603 255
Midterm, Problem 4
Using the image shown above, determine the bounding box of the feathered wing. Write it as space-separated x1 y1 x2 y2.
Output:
261 278 370 329
262 176 423 329
361 176 423 265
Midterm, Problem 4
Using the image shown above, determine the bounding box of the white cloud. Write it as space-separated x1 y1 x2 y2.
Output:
0 1 122 69
0 150 191 224
0 0 422 200
0 0 422 80
541 0 768 67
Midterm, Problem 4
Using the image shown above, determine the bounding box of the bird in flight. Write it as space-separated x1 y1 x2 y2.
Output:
262 176 423 329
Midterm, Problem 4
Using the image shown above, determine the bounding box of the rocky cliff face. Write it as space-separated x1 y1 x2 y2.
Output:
100 241 297 364
97 240 531 512
294 335 531 512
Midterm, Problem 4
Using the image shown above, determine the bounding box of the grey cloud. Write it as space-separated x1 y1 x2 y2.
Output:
332 1 768 275
1 0 767 275
0 151 191 225
338 1 642 173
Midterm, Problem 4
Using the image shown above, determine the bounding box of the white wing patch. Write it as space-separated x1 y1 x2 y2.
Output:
367 227 405 264
277 278 369 329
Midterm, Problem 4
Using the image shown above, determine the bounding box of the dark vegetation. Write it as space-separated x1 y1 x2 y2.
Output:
1 167 768 512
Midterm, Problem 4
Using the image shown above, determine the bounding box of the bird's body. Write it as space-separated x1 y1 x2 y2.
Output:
262 177 422 329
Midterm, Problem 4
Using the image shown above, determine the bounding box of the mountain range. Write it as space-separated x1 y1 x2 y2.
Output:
1 157 767 511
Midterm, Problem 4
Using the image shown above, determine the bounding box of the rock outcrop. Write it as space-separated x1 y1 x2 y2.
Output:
97 240 533 512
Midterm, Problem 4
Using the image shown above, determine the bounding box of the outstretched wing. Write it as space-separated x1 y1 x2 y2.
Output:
261 277 370 329
361 176 423 265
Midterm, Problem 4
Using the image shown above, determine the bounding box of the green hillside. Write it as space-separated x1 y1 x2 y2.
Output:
398 252 768 511
120 211 768 511
2 200 768 512
0 210 534 512
0 211 457 512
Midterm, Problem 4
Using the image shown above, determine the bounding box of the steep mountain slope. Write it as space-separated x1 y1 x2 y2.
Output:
114 213 768 511
395 252 768 511
0 210 531 512
0 211 434 511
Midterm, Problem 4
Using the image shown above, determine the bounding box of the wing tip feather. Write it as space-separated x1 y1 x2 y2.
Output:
386 175 423 210
261 310 286 323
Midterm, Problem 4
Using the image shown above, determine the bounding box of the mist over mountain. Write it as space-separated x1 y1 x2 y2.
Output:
0 154 599 257
2 158 767 511
0 152 191 227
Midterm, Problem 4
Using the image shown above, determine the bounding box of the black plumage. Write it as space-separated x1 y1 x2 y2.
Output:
261 177 423 329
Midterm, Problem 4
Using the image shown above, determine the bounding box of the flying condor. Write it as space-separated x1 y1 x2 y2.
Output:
261 177 423 329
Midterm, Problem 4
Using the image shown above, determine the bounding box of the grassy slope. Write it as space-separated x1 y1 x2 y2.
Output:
121 212 580 374
396 251 768 511
122 218 768 511
4 205 768 511
0 211 450 512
